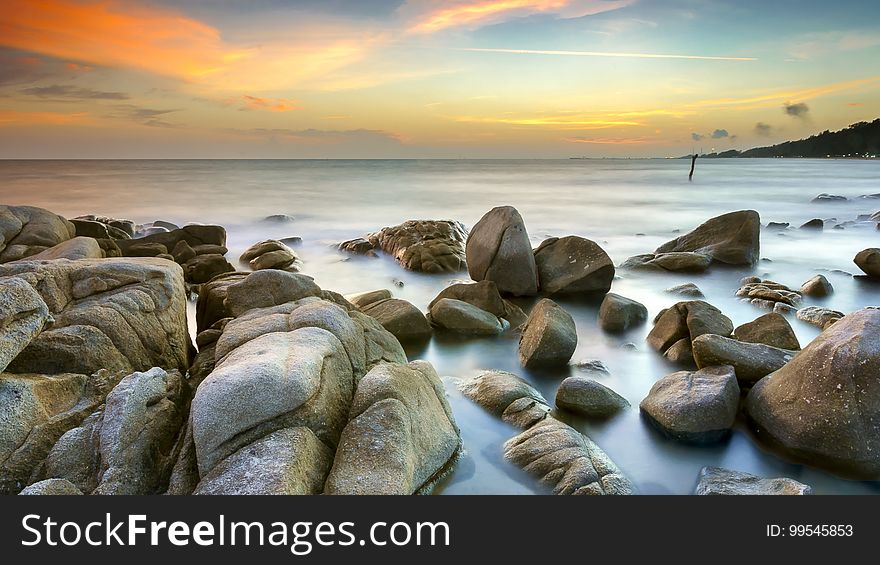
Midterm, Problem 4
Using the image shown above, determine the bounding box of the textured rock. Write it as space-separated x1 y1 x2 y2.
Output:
654 210 760 266
800 218 824 230
361 298 432 343
195 427 332 495
735 279 802 307
117 224 226 256
325 361 461 495
692 334 795 384
0 205 75 263
25 237 103 261
428 280 525 327
746 309 880 478
598 293 647 332
18 478 83 495
428 298 505 335
342 220 467 273
0 258 191 376
195 272 249 333
695 466 811 495
555 377 629 417
0 277 51 373
533 236 614 294
70 219 130 241
466 206 538 296
800 275 833 297
854 248 880 279
240 239 301 272
459 370 550 428
665 283 704 298
646 300 733 364
796 306 844 330
518 299 577 368
345 289 391 309
183 254 234 284
224 270 322 318
733 312 800 350
640 365 740 443
504 417 633 495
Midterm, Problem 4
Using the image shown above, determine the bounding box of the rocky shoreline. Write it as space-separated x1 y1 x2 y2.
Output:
2 200 879 495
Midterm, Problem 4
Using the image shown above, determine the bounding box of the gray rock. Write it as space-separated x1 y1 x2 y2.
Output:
695 466 811 495
428 298 505 335
665 283 704 297
796 306 843 330
640 365 740 443
0 205 75 263
240 239 300 271
224 270 322 317
466 206 538 296
800 274 833 297
734 312 800 350
654 210 760 266
555 376 629 417
533 236 614 294
184 254 234 284
117 224 226 256
428 280 525 326
799 218 824 230
25 237 103 261
0 278 50 373
854 248 880 279
646 300 733 364
812 193 847 203
598 293 647 332
519 299 577 368
325 361 461 495
19 478 83 495
692 334 795 384
195 427 332 495
746 309 880 478
342 220 468 273
345 289 391 309
361 298 432 342
458 370 550 428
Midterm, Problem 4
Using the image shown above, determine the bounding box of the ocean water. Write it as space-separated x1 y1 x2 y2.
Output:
2 158 879 495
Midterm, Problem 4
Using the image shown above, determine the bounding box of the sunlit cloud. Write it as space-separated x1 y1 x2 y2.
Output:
227 127 403 145
0 109 91 126
847 102 864 107
20 84 129 100
453 114 641 129
693 76 880 110
234 95 299 112
458 47 757 61
567 136 649 144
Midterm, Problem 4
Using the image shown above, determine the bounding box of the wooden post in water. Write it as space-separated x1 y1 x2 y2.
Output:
688 153 697 181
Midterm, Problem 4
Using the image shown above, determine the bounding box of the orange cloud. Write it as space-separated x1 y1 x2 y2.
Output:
453 114 641 129
693 76 880 110
237 95 299 112
0 0 250 80
567 136 649 144
0 109 91 126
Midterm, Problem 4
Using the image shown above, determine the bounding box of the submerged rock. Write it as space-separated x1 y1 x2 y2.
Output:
665 283 704 298
555 377 629 418
692 334 795 384
799 218 824 230
653 210 760 266
812 193 847 203
695 467 811 495
466 206 538 296
533 235 614 294
735 279 802 308
518 299 577 368
796 306 843 330
598 293 647 333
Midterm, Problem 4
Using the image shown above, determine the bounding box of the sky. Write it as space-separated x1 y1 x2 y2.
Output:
0 0 878 158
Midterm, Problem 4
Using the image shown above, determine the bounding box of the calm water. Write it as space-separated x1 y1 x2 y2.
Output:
2 158 879 495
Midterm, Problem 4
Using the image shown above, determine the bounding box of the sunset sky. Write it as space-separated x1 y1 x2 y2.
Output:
1 0 878 158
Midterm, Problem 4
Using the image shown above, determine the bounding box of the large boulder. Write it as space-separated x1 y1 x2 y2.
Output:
654 210 760 266
195 272 249 333
598 293 647 333
427 298 506 335
733 312 800 350
640 365 740 443
345 289 391 309
620 252 711 273
458 370 550 429
533 236 614 294
646 300 733 365
240 239 301 272
854 248 880 279
503 417 633 495
555 376 629 418
695 466 811 495
223 270 322 318
194 427 332 495
18 478 84 495
466 206 538 296
518 299 577 368
183 254 234 284
341 220 467 273
0 277 51 373
116 224 226 256
324 361 461 495
24 237 103 261
361 298 432 343
692 334 795 384
0 205 75 263
70 218 130 241
746 308 880 478
0 258 191 376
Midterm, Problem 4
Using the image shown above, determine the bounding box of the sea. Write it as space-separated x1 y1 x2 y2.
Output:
2 158 879 494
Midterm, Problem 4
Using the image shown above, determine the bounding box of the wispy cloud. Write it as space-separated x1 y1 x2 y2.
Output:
567 136 649 144
235 95 299 112
458 47 757 61
693 76 880 110
0 109 91 126
20 84 129 100
107 105 180 128
453 114 641 129
787 30 880 60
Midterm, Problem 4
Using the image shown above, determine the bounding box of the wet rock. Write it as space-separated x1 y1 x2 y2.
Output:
345 289 392 309
0 205 75 263
504 417 633 495
75 215 136 238
533 236 614 294
854 248 880 279
428 298 505 335
117 224 226 256
799 218 824 230
0 278 51 373
18 478 84 495
555 377 629 418
519 299 577 368
338 237 376 257
733 312 800 350
459 370 550 429
640 365 739 443
171 240 196 264
646 300 733 364
325 361 461 495
429 280 525 327
183 254 234 284
695 466 811 495
653 210 760 266
811 193 847 203
223 270 322 318
343 220 467 273
361 298 432 343
195 427 332 495
800 274 833 297
746 309 880 478
572 359 611 375
620 252 711 273
692 334 795 384
735 279 802 307
665 283 704 297
261 214 295 224
598 293 648 333
240 239 301 272
25 237 104 261
466 206 538 296
70 218 129 240
664 338 696 367
796 306 843 330
0 258 192 376
765 222 789 230
125 242 168 257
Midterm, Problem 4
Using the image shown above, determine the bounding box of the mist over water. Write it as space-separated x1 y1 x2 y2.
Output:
2 158 879 494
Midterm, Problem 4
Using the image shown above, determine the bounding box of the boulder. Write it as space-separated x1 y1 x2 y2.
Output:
324 361 461 495
195 272 249 333
171 240 196 264
503 417 633 495
665 283 704 298
458 370 550 429
240 239 301 272
183 254 234 284
518 299 577 368
796 306 843 330
429 280 526 327
117 224 226 256
555 377 629 417
598 293 648 332
342 220 467 273
0 277 51 373
18 478 84 495
0 205 75 263
800 275 833 297
735 279 802 307
223 270 322 318
812 193 847 203
466 206 538 296
646 300 733 364
733 312 800 350
664 338 696 367
70 219 130 240
345 289 391 309
746 309 880 478
338 237 376 257
854 248 880 279
694 466 811 495
125 242 168 257
0 258 191 376
654 210 760 266
428 298 505 335
533 236 614 294
800 218 824 230
25 237 103 261
640 365 740 443
195 427 332 495
361 298 432 343
692 334 795 384
619 252 711 273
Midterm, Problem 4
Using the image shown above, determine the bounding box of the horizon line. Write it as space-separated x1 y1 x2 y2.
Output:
458 48 757 61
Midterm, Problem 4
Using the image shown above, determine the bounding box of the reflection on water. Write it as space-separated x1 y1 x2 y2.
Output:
2 158 879 494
